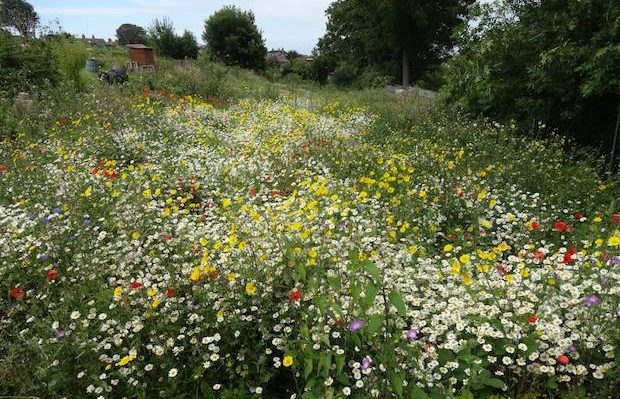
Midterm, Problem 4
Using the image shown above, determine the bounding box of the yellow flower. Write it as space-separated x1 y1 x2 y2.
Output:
119 354 135 366
443 244 453 253
114 286 123 298
131 231 141 240
608 236 620 247
245 282 257 295
283 355 294 367
190 266 201 283
152 298 161 309
308 249 318 258
462 273 473 286
408 245 418 254
418 191 427 198
147 287 157 297
477 190 487 201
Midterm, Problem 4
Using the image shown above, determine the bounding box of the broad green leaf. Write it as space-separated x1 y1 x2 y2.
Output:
304 358 313 379
366 314 383 335
362 260 382 282
390 372 404 398
410 386 431 399
388 290 407 316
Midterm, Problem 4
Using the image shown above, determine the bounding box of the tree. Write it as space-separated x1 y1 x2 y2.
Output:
148 17 178 58
315 0 473 86
116 23 147 45
441 0 619 166
147 18 198 59
178 30 198 59
0 0 39 37
203 6 267 69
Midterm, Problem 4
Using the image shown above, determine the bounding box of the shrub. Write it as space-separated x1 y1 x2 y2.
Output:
51 38 88 91
0 32 59 97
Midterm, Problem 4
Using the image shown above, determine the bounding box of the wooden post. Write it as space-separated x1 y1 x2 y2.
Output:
610 104 620 174
402 51 410 87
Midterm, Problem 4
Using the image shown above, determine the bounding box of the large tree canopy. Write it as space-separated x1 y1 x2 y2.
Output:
441 0 620 163
147 18 198 59
203 6 266 70
116 23 147 45
315 0 473 85
0 0 39 37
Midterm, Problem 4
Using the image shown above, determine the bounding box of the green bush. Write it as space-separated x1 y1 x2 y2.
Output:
332 61 358 87
52 39 88 91
0 32 59 97
0 100 19 140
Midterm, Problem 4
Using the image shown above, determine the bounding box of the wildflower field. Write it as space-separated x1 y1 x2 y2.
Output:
1 86 618 399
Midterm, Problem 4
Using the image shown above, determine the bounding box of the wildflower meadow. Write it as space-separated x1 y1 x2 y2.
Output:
1 86 618 399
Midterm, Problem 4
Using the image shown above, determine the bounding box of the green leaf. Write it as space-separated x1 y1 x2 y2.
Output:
364 282 378 308
390 372 404 399
304 358 313 379
362 260 381 282
410 386 431 399
366 314 383 335
481 376 505 389
388 290 407 316
296 263 306 279
455 389 474 399
336 354 345 375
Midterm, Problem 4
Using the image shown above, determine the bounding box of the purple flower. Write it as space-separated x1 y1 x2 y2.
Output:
568 345 577 352
584 294 600 307
39 254 49 262
53 207 61 214
406 329 419 340
83 218 91 226
600 275 609 286
56 329 65 338
42 216 50 224
348 320 364 332
608 256 620 266
360 356 372 370
69 235 77 241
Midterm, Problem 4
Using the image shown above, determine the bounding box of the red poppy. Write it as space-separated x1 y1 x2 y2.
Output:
613 214 620 224
530 221 540 230
528 315 538 324
496 265 508 277
534 250 545 261
447 233 457 242
143 87 151 95
556 355 569 365
57 117 68 126
575 213 585 220
163 235 173 242
103 169 117 180
248 187 258 197
10 287 24 299
166 288 175 298
129 281 143 289
92 167 99 175
287 289 302 302
562 247 577 264
47 268 59 281
554 221 567 232
0 164 8 172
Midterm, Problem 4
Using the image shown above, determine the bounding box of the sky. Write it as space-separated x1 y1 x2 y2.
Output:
30 0 335 54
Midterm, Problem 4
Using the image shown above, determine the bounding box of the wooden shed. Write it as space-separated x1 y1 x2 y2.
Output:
126 44 155 70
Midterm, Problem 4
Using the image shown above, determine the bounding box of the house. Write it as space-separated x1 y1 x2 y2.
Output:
266 49 290 68
126 44 155 71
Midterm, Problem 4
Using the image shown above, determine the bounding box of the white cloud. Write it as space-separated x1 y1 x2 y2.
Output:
37 6 156 17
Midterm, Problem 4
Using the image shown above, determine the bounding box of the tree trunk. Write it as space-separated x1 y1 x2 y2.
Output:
610 104 620 174
402 50 410 87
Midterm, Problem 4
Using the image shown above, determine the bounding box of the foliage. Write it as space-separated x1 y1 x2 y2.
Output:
0 31 59 97
115 23 147 45
315 0 473 85
52 38 88 91
441 0 620 160
203 6 267 70
148 17 198 60
0 62 618 398
0 0 38 37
